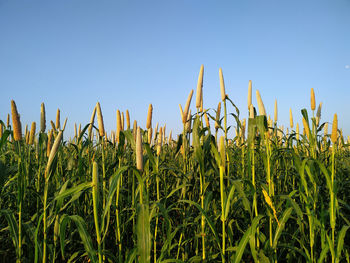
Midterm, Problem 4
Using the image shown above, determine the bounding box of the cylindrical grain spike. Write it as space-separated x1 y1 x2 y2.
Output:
183 90 194 124
88 106 96 141
11 100 22 141
116 110 122 143
29 122 36 145
56 109 60 130
185 110 192 132
148 127 153 145
46 130 63 173
47 130 53 157
311 88 316 111
302 117 310 140
157 127 163 156
136 127 143 172
179 104 184 123
324 122 328 136
296 123 300 140
219 68 226 101
126 110 130 130
215 102 221 130
274 99 278 123
62 118 67 131
331 114 338 144
289 108 293 128
96 102 105 137
7 113 10 128
196 65 204 109
168 130 172 145
204 112 210 128
249 104 255 119
316 102 323 126
154 122 159 142
133 120 137 141
146 104 153 129
248 80 252 109
121 112 125 131
256 90 266 116
218 136 225 168
40 103 46 133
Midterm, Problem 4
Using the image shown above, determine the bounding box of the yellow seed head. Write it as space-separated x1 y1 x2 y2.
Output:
146 104 153 129
136 127 143 172
248 80 252 109
96 102 105 137
116 110 122 143
7 114 10 128
296 123 300 140
126 110 130 130
331 113 338 144
179 104 184 123
218 136 225 168
311 88 316 111
157 127 163 156
219 68 226 101
262 189 280 226
56 109 60 130
121 112 125 131
256 90 266 116
47 130 53 157
0 122 3 138
204 112 210 128
289 108 293 128
185 110 192 132
40 103 46 133
168 130 172 145
11 100 22 141
29 122 36 145
196 65 204 109
215 102 221 130
148 127 153 145
302 117 310 140
46 130 63 173
274 99 278 123
183 90 194 124
324 122 328 136
88 106 96 141
249 104 255 119
133 120 137 141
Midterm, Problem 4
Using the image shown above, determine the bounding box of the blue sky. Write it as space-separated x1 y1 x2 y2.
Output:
1 0 349 139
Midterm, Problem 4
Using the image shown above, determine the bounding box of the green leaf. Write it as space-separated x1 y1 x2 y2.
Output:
336 225 349 263
234 215 264 263
137 203 151 263
273 207 293 249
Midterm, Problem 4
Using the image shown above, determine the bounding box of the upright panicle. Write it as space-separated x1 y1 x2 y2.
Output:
40 103 46 133
121 112 125 131
249 104 254 119
204 112 210 128
219 68 226 101
316 102 323 126
256 90 266 116
274 99 278 124
29 122 36 145
146 104 153 129
248 80 252 109
331 114 338 144
116 110 122 143
88 106 96 141
215 102 221 130
136 127 143 172
183 90 194 124
196 65 204 110
56 109 60 130
289 108 293 128
133 120 137 141
311 88 316 111
11 100 22 141
157 127 163 156
126 110 130 130
96 102 105 137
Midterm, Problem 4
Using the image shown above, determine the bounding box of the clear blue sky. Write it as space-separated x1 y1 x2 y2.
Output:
1 0 349 139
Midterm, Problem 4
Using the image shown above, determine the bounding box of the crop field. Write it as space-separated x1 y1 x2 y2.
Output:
0 67 350 263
